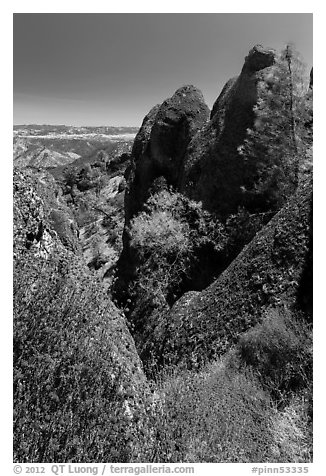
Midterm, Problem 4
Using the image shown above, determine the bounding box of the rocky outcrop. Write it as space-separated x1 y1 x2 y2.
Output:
123 45 276 223
114 47 278 302
13 169 154 462
115 86 210 299
143 176 312 369
124 104 159 224
79 179 126 292
125 85 210 224
25 169 82 254
180 45 275 217
13 169 56 259
48 208 80 253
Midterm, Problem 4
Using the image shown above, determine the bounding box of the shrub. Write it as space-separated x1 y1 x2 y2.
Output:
270 392 312 462
142 189 226 253
140 351 312 463
131 210 190 257
62 166 79 191
127 188 226 322
238 308 312 399
123 188 228 367
62 164 104 195
145 359 275 462
130 208 191 305
102 208 124 253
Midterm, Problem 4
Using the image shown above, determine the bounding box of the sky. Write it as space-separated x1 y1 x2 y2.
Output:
13 13 313 127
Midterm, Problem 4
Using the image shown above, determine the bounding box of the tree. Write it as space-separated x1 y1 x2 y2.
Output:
126 188 226 335
62 166 78 190
239 44 312 211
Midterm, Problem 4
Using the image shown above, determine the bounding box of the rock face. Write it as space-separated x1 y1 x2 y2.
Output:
115 86 210 297
124 46 276 222
125 85 210 224
79 180 126 292
124 104 161 224
13 168 154 462
115 47 277 300
180 45 275 217
143 176 312 369
13 169 57 259
26 169 82 254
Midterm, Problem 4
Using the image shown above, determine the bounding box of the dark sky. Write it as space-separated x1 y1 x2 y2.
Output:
13 13 313 127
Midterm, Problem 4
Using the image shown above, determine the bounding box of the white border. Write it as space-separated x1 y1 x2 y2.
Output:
3 3 323 473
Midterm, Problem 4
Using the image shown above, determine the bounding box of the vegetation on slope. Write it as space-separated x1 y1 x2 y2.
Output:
144 175 312 370
119 185 226 351
13 169 154 463
148 342 312 463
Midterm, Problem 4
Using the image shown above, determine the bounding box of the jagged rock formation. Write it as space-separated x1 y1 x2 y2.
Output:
124 104 160 223
115 85 210 297
13 168 154 462
142 176 312 369
114 46 278 302
124 85 210 224
180 45 276 216
79 176 126 291
120 45 276 225
24 169 82 254
13 169 57 259
113 45 313 361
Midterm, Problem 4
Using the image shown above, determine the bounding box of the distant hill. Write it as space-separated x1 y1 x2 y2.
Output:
13 124 139 136
13 124 137 169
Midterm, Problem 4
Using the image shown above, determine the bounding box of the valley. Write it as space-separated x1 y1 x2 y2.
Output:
13 124 137 169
